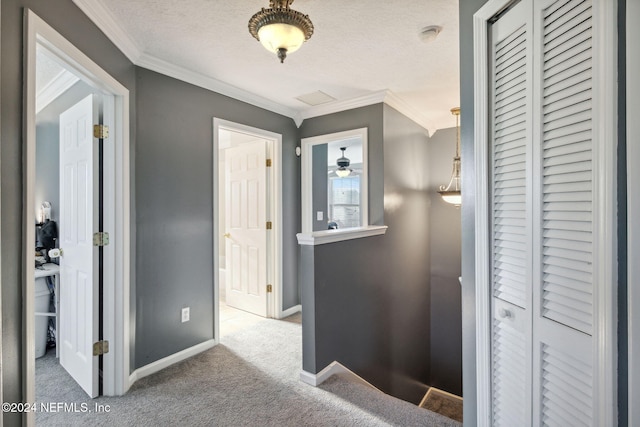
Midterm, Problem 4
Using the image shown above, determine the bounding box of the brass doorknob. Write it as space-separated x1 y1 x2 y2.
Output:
224 233 231 238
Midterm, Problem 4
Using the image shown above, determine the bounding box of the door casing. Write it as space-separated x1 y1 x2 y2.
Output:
213 118 285 342
23 10 131 421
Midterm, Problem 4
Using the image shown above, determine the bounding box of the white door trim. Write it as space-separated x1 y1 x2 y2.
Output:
23 9 131 417
472 3 507 425
212 118 284 342
628 0 640 424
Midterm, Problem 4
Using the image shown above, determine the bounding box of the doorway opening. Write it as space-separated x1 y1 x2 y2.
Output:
213 119 286 341
23 9 131 420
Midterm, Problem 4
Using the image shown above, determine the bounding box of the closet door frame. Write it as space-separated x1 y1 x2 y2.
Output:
628 1 640 424
473 0 618 425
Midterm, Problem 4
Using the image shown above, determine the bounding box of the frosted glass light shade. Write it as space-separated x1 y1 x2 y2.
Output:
258 23 305 54
440 191 462 206
336 168 351 178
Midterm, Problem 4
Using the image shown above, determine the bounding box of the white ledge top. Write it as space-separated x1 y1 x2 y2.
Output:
296 225 388 246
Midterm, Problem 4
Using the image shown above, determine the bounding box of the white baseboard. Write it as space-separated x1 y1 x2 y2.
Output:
279 304 301 319
128 339 216 387
299 361 380 391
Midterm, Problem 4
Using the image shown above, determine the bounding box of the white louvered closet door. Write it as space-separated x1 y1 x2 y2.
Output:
532 0 595 425
488 0 604 425
489 2 533 426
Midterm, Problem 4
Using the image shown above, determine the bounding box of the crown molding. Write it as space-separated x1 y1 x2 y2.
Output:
36 70 80 114
298 90 387 124
72 0 143 63
136 53 298 119
298 90 434 134
383 91 434 135
73 0 437 133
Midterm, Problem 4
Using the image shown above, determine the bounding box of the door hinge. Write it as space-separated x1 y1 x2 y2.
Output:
93 232 110 247
93 124 109 139
266 159 272 167
267 284 273 293
93 340 109 356
266 221 272 230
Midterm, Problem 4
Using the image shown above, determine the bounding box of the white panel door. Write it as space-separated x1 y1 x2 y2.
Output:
224 140 268 317
59 94 99 398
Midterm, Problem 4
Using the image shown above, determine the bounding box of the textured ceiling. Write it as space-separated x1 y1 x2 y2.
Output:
87 0 460 132
36 48 66 92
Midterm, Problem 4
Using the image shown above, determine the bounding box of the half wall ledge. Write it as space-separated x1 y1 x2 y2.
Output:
296 225 388 246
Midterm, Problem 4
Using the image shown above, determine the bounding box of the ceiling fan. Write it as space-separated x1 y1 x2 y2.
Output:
328 147 362 177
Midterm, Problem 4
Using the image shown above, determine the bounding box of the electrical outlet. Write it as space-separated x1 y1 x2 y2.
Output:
181 307 190 323
317 211 323 221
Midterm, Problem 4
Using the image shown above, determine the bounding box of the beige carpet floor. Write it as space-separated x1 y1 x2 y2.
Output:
36 311 460 426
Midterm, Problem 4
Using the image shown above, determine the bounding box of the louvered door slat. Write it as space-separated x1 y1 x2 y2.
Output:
544 157 592 174
496 104 527 126
544 283 591 303
540 340 593 427
543 100 591 124
542 110 591 133
543 62 591 93
543 191 591 202
493 318 528 427
543 244 591 261
544 18 592 56
544 81 591 107
543 0 590 27
492 22 528 311
543 210 591 222
541 0 593 337
496 161 528 175
543 88 591 116
542 302 592 330
543 272 591 293
496 54 526 82
542 116 591 140
544 43 591 81
495 224 526 236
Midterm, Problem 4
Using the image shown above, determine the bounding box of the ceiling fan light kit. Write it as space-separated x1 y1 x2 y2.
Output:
248 0 314 63
336 146 352 178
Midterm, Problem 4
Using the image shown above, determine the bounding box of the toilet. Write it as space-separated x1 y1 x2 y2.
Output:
34 276 51 358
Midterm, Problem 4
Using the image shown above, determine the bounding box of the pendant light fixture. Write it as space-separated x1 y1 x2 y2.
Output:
248 0 314 63
336 147 352 178
438 107 462 206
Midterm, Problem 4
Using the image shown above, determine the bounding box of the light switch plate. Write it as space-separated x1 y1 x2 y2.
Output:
317 211 323 221
181 307 190 323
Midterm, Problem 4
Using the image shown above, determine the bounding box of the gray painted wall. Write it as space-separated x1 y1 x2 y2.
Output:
428 127 462 396
35 80 95 223
1 1 137 424
312 144 328 231
299 104 437 405
134 67 300 367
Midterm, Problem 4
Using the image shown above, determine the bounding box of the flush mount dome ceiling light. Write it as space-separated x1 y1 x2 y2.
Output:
336 147 352 178
248 0 314 63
